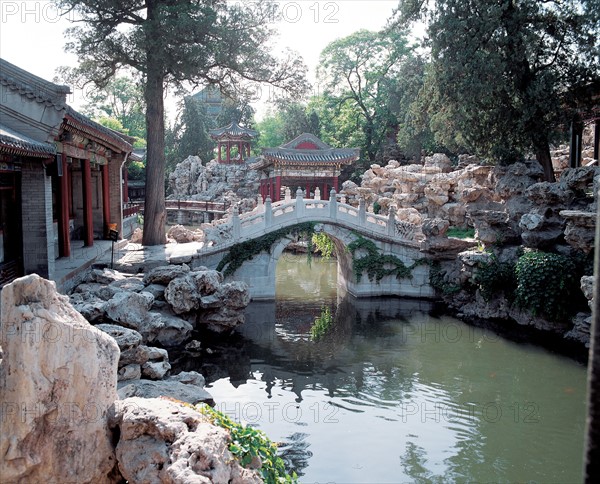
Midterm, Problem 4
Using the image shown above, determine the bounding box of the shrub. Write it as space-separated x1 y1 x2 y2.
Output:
473 254 516 302
514 250 583 320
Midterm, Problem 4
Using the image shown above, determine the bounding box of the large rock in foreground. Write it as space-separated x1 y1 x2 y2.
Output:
111 397 262 484
0 275 120 483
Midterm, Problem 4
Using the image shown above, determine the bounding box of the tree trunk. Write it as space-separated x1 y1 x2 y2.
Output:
142 2 167 246
533 137 555 183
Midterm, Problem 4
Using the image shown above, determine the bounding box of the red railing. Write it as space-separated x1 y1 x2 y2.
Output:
165 200 227 213
123 202 143 218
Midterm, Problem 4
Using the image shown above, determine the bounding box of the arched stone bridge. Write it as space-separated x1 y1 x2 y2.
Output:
196 189 435 300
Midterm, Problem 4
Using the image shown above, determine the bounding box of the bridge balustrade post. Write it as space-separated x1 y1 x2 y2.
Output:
285 187 291 201
295 188 304 218
387 205 397 237
329 189 337 220
314 187 321 200
232 205 241 239
358 198 366 226
265 197 273 228
257 193 264 213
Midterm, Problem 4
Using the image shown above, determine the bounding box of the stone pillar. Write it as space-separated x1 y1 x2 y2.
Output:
232 205 240 239
177 210 186 225
314 187 321 200
264 197 273 227
295 188 304 218
257 193 264 212
329 189 337 220
284 187 291 201
387 205 397 237
21 160 55 278
358 198 366 226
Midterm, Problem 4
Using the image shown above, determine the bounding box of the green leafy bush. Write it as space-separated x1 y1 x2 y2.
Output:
311 232 335 260
514 250 582 320
195 403 297 484
473 254 516 302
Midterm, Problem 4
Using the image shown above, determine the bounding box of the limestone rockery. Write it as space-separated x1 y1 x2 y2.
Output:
68 264 250 401
0 274 261 483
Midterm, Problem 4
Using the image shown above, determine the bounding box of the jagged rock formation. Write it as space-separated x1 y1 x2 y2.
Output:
110 397 262 483
168 155 260 211
69 266 251 384
0 275 120 483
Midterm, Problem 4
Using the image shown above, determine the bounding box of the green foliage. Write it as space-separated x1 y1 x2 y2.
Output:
428 260 461 295
446 227 475 239
372 202 381 215
217 223 316 276
514 250 584 320
195 403 297 484
347 234 412 282
473 254 516 302
394 0 600 180
316 28 414 168
311 232 335 260
310 307 334 341
127 160 146 181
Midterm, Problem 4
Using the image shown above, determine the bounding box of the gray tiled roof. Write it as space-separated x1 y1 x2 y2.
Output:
0 58 70 110
0 123 56 157
209 121 258 139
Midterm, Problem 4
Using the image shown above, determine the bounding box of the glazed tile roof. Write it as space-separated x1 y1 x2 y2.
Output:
259 133 359 166
209 121 258 139
0 124 56 157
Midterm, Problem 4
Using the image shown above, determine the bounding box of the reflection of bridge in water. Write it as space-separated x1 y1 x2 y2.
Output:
196 189 434 300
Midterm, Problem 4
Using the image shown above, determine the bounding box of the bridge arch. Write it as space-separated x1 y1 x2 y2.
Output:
212 223 434 300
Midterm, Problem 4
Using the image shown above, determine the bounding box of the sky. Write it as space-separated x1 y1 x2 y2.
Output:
0 1 406 120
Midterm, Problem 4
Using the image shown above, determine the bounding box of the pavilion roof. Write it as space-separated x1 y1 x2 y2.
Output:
209 121 258 140
0 124 56 158
258 133 359 166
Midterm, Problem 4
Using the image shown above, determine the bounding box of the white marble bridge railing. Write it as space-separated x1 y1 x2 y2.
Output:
201 188 422 250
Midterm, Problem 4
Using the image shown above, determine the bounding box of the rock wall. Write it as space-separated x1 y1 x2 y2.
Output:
342 146 598 349
168 155 260 212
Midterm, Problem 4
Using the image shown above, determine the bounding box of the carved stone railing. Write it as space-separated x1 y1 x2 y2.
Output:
199 188 423 252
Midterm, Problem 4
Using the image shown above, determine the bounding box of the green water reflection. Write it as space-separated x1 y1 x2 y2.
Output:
203 254 587 483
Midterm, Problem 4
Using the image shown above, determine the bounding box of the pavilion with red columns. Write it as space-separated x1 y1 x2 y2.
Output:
209 121 258 163
251 133 359 201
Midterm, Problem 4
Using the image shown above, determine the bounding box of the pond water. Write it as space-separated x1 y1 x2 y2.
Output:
180 254 588 482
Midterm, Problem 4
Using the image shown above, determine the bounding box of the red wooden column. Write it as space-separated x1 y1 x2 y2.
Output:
275 175 281 202
122 166 129 203
226 140 231 163
102 163 111 236
323 181 329 200
82 159 94 246
58 153 71 257
333 176 339 193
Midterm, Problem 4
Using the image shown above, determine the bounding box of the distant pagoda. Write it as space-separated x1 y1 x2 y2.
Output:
251 133 359 201
209 121 258 164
